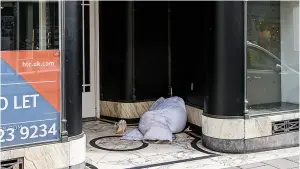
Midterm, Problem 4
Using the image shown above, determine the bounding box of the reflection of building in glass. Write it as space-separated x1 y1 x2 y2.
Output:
247 1 299 115
1 2 17 50
247 2 281 56
1 2 58 51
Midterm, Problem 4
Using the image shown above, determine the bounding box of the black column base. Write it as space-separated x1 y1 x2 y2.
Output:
202 135 245 154
202 132 299 154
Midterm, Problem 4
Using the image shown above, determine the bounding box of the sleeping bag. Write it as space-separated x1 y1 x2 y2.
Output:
121 96 187 143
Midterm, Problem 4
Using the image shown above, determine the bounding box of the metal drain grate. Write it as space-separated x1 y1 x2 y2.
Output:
1 158 24 169
272 118 299 134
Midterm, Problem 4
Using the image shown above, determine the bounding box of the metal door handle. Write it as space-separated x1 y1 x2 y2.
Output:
253 76 261 79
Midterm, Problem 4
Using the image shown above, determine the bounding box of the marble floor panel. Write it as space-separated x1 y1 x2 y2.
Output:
131 147 299 169
84 120 300 169
84 120 211 169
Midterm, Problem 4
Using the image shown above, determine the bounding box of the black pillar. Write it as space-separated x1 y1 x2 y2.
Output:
124 1 135 101
208 1 245 117
167 2 172 97
64 1 83 136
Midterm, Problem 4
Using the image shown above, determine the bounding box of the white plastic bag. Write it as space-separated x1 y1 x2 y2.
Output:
121 96 187 142
120 128 143 141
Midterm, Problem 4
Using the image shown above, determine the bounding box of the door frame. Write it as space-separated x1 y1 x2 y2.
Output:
82 1 100 119
91 1 100 118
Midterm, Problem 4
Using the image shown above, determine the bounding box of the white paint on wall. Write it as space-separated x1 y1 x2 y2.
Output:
293 6 299 52
280 2 300 104
39 1 47 50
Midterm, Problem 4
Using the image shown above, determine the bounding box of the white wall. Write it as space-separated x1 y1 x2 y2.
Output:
280 2 300 104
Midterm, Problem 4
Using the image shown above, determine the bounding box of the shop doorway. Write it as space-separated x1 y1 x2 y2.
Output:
81 1 100 119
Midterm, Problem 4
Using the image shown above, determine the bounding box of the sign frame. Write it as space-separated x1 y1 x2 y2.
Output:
0 1 65 149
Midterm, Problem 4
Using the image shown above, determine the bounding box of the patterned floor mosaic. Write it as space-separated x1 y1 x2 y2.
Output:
84 120 299 169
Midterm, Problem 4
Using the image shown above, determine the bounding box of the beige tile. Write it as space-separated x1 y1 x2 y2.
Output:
202 115 244 139
245 117 272 139
99 101 154 119
186 105 203 126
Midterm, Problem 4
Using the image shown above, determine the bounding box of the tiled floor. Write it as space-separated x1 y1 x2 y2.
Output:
84 120 212 168
226 155 299 169
84 120 300 169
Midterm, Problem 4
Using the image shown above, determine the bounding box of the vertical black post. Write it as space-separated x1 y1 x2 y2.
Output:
64 1 82 136
167 2 172 97
208 1 245 117
202 1 246 154
125 1 135 101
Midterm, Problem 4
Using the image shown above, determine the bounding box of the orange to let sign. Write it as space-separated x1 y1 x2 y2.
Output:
0 50 61 148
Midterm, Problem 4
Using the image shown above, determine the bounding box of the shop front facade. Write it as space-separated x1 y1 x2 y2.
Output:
202 1 300 153
0 1 299 168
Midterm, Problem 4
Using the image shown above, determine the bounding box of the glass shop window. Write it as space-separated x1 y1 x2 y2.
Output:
1 1 59 51
246 1 300 115
1 1 60 78
247 46 280 71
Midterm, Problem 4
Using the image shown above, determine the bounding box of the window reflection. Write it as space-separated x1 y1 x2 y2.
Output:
246 1 300 115
1 2 17 50
248 46 279 71
1 1 59 50
1 2 60 76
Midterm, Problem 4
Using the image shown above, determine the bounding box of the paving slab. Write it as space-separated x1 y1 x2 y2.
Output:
251 166 278 169
262 158 299 169
238 162 266 169
285 156 300 164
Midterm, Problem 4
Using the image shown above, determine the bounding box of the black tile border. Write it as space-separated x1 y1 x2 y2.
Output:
202 113 245 119
85 163 98 169
83 117 98 122
99 119 139 127
89 135 149 152
184 131 201 139
185 102 204 110
184 131 217 155
186 123 202 136
191 139 216 155
101 99 157 103
100 115 140 124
